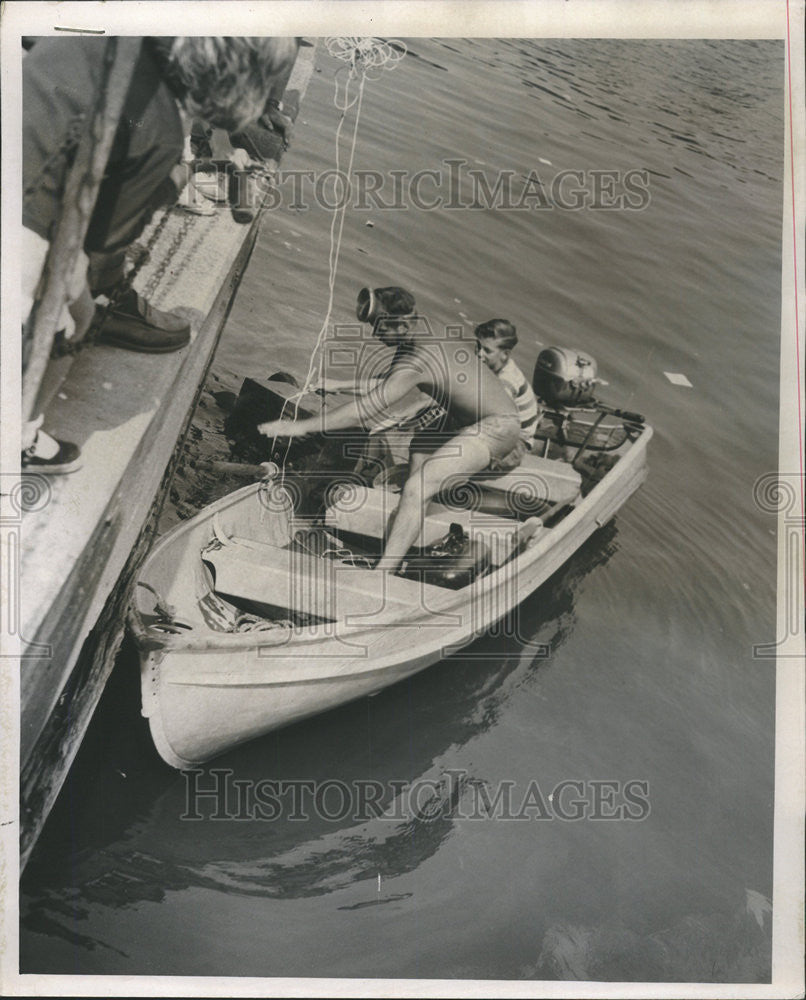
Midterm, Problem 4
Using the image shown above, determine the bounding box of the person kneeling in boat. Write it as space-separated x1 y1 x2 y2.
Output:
257 286 522 574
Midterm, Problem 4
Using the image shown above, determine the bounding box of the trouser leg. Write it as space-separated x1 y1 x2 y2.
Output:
87 249 127 297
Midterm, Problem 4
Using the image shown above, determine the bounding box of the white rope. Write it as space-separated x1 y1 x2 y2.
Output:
268 38 407 468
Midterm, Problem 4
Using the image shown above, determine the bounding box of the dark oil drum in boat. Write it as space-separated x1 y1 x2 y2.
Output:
398 523 491 589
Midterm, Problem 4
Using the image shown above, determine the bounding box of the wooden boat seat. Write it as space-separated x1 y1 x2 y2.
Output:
325 486 542 566
204 539 447 624
467 453 582 507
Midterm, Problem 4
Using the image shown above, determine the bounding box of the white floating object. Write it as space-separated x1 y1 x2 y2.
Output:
539 157 553 165
454 298 461 303
58 392 68 400
102 382 112 390
664 372 693 387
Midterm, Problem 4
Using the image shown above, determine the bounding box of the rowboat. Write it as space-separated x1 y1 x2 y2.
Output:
129 353 652 769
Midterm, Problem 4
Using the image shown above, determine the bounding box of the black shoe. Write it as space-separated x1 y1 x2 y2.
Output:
96 288 191 353
22 430 82 475
263 100 294 147
229 170 259 224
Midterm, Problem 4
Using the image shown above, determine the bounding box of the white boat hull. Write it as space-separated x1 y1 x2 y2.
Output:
132 426 652 767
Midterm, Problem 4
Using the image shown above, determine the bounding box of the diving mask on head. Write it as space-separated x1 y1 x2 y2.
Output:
356 286 417 336
356 287 378 325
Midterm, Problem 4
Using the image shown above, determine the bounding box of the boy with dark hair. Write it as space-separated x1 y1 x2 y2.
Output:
474 319 540 455
259 286 521 573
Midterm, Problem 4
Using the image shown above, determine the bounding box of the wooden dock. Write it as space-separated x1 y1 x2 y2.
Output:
17 42 317 869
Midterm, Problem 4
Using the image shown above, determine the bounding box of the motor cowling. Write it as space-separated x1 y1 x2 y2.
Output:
533 347 599 407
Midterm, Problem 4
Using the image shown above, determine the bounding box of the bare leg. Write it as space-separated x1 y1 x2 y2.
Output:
377 436 491 573
406 448 428 480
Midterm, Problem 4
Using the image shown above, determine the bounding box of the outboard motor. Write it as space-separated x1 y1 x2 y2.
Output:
533 347 600 407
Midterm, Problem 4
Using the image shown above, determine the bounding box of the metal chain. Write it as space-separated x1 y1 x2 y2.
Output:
139 208 195 301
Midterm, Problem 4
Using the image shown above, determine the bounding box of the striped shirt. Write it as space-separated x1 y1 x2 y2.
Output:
498 358 540 445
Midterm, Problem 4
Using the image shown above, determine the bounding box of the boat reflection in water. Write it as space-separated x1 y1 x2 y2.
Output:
22 520 616 925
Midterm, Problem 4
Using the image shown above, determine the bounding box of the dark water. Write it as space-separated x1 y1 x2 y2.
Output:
20 38 783 982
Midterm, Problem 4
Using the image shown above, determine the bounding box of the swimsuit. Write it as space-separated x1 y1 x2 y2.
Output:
410 413 522 469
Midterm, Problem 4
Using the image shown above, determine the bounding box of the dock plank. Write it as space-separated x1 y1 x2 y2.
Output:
19 43 318 867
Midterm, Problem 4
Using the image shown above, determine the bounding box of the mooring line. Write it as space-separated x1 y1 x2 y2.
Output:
267 39 407 474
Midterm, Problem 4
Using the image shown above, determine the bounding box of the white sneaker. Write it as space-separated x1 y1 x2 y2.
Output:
22 427 82 475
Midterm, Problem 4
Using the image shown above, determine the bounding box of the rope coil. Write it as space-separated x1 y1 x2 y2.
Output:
324 36 407 69
325 37 407 107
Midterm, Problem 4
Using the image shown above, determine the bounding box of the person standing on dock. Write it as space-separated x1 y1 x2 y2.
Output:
257 286 522 574
192 38 302 224
22 35 299 472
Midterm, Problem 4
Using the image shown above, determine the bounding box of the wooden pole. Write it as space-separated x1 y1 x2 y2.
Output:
22 37 143 422
196 460 278 478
